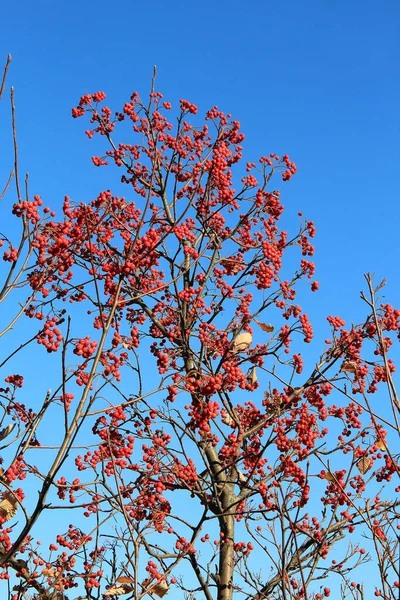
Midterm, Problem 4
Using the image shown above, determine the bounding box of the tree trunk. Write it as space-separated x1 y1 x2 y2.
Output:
218 494 235 600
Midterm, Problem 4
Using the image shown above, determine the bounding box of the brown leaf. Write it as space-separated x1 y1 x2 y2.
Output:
117 576 135 585
0 491 19 522
254 319 274 333
221 412 235 427
13 559 27 569
104 584 134 597
237 469 247 484
232 332 252 353
341 361 358 374
152 581 170 598
0 423 15 441
324 472 336 482
356 456 372 475
246 366 257 385
375 439 387 451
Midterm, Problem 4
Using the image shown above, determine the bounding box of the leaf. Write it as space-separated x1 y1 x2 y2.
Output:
341 361 357 374
232 331 252 353
375 439 387 451
140 579 170 598
12 559 27 569
117 576 135 584
246 366 257 385
104 584 134 597
0 491 19 522
357 456 372 475
324 472 336 482
237 469 247 484
152 581 170 598
0 423 15 441
221 412 235 427
254 319 274 333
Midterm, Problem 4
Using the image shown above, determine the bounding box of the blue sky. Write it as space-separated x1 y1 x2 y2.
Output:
1 0 399 326
1 0 400 595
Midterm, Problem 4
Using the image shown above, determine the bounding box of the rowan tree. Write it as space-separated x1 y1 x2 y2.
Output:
0 57 399 600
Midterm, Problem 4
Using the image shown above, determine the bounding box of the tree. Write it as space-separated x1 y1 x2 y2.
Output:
0 57 399 600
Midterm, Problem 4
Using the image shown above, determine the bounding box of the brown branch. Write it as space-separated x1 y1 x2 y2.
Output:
0 170 14 201
0 54 11 100
11 86 22 204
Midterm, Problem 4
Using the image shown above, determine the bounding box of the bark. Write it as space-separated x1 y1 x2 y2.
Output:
218 489 235 600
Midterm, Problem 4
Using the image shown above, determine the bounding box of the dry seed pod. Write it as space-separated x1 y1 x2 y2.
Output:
232 332 252 353
0 491 19 522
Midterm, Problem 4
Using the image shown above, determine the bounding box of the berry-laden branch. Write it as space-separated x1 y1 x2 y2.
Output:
0 57 399 600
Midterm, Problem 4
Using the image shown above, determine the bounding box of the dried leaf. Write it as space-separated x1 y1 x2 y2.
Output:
237 469 247 484
152 581 170 598
12 559 27 570
324 472 336 482
221 412 235 427
232 332 252 353
341 361 357 374
104 584 134 597
0 423 15 441
254 319 274 333
246 366 257 385
117 576 135 585
375 439 387 451
0 491 18 522
357 456 372 475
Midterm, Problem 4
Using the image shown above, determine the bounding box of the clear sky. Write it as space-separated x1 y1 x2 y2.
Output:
1 0 399 594
1 0 399 328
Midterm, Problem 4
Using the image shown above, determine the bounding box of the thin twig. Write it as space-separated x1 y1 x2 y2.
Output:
11 86 22 204
0 53 11 100
0 170 14 201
